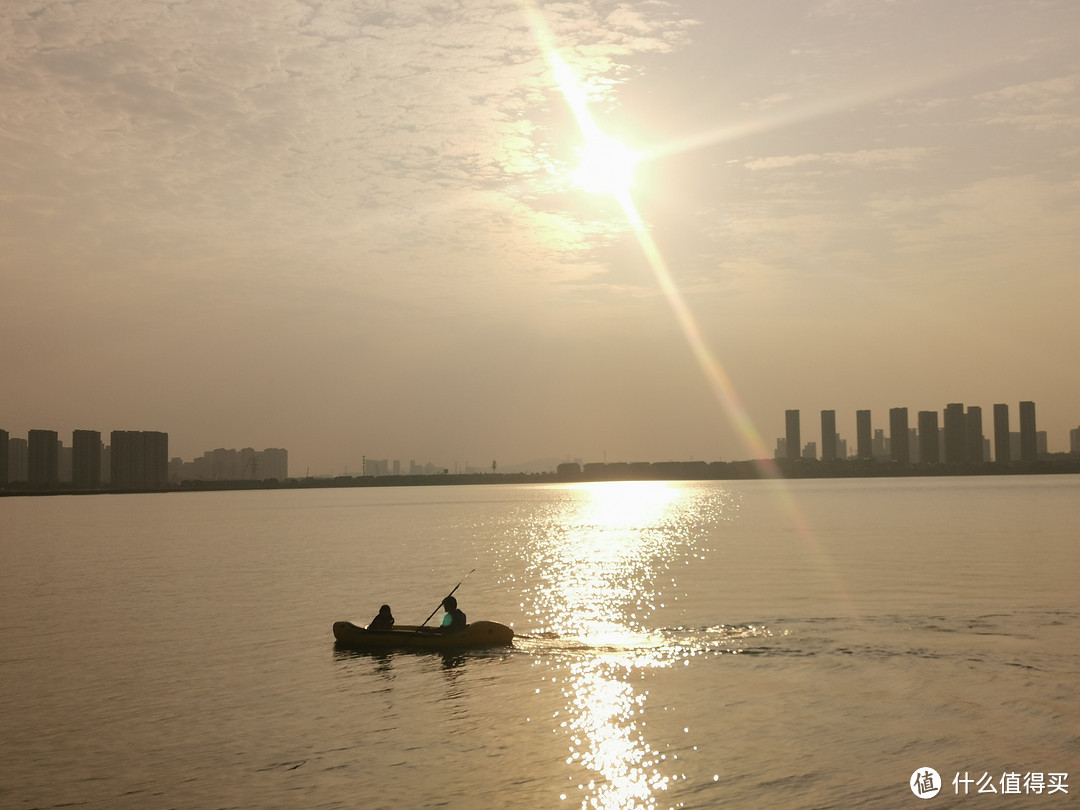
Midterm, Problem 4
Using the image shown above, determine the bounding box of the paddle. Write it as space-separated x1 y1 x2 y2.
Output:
418 568 476 629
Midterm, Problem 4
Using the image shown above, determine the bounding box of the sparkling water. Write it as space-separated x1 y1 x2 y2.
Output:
2 476 1077 808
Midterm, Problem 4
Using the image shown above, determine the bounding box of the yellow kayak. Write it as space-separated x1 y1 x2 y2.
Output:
332 620 514 650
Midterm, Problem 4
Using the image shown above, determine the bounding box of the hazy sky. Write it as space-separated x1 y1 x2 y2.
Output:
3 0 1078 474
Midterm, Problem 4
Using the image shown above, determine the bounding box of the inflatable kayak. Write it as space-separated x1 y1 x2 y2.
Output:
332 620 514 651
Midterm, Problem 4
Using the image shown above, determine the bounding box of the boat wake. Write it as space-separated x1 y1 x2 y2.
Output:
507 610 1077 670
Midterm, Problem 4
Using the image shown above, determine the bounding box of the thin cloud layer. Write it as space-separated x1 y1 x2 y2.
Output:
1 0 1077 472
0 1 687 299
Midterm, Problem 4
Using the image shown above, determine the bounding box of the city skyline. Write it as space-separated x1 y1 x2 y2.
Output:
2 1 1078 477
4 393 1077 486
2 427 291 486
2 429 170 489
778 400 1063 464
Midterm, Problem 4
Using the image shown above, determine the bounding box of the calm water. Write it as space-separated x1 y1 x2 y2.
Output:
2 476 1078 809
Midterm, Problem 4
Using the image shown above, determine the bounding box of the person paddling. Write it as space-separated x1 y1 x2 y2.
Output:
367 604 395 630
438 595 467 633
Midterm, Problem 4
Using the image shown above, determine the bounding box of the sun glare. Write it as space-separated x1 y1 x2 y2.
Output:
546 51 639 201
536 16 769 462
572 135 639 197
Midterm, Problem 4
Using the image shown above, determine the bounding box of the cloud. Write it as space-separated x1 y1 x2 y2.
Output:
0 0 695 320
744 92 795 112
744 147 933 172
872 173 1080 268
2 3 677 197
809 0 906 19
975 74 1080 130
3 0 1079 469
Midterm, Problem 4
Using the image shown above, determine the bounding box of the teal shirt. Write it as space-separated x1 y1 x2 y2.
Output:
441 608 467 630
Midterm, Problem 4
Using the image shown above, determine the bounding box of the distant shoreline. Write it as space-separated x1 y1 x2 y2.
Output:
3 457 1079 496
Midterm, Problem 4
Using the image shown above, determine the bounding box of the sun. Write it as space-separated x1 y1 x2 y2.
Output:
572 134 640 197
544 51 639 200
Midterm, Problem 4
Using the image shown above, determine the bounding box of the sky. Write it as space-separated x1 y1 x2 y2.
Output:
2 0 1078 475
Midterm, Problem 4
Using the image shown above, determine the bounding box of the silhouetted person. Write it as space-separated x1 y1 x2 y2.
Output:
368 604 395 631
439 595 467 632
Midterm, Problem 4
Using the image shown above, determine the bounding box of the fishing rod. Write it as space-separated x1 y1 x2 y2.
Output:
419 568 476 628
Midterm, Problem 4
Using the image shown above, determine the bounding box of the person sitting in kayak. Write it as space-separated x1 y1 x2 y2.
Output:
438 596 467 632
368 604 395 630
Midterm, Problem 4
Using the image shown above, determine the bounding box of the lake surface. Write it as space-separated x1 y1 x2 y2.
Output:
2 476 1078 808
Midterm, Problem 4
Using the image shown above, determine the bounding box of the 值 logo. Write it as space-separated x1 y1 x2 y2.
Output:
911 768 942 798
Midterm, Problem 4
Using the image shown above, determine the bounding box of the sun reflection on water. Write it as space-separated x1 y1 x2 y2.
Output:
515 482 724 809
577 480 681 533
531 481 685 640
561 656 671 809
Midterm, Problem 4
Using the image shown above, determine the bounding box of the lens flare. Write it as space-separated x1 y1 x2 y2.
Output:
572 135 640 196
540 42 770 463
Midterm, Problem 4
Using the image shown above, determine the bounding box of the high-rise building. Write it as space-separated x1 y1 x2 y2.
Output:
0 429 7 487
785 410 801 462
965 406 984 463
236 447 289 480
58 441 72 484
239 448 260 479
820 410 837 462
943 403 966 463
1071 426 1080 455
28 429 59 486
889 408 910 464
1019 401 1037 461
918 411 940 464
993 404 1010 464
363 458 390 476
873 429 888 460
72 430 102 489
8 437 28 482
110 431 169 489
171 446 288 482
260 448 288 480
856 410 872 459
